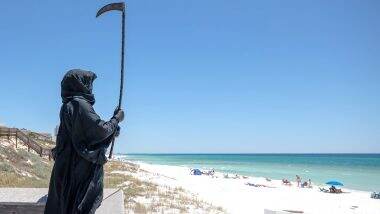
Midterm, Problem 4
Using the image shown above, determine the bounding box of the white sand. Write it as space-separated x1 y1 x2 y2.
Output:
121 160 380 214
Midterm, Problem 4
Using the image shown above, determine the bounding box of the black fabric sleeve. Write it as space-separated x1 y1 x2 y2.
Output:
77 100 118 147
67 99 119 164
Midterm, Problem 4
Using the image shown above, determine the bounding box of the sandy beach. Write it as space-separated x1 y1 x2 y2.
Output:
1 132 379 213
113 159 380 214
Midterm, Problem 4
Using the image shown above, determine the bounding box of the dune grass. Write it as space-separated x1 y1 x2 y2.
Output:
1 138 224 213
104 160 225 213
0 138 52 187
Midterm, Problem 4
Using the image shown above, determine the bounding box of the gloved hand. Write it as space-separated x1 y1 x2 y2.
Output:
113 108 125 123
115 125 121 137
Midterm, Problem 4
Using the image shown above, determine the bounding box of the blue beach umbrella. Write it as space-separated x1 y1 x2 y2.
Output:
326 180 344 186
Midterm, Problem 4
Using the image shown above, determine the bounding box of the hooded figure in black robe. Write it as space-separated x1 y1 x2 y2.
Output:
44 69 124 214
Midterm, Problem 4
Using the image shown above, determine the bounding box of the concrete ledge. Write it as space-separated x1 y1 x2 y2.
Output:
0 188 124 214
0 202 45 214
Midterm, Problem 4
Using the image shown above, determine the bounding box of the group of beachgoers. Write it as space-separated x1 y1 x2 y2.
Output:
282 175 346 194
189 169 350 193
188 168 380 200
190 168 249 179
281 175 312 188
189 169 316 189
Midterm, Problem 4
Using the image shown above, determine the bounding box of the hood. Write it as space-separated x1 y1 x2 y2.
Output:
61 69 97 105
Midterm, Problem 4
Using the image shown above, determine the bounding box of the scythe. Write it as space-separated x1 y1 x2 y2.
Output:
96 2 126 158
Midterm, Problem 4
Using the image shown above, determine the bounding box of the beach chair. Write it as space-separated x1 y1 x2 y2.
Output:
246 182 259 187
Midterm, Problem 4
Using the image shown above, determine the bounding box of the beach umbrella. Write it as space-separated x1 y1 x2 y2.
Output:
326 180 344 186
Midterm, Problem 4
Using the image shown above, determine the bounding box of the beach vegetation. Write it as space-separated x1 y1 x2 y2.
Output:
0 137 225 213
106 160 225 213
0 138 52 187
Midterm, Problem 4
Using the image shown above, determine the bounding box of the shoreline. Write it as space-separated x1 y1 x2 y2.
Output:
116 153 380 192
114 158 380 214
132 160 371 193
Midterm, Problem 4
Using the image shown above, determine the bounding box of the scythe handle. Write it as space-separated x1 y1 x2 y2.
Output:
109 8 126 159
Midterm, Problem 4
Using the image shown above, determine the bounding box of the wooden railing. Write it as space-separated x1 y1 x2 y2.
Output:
0 127 53 160
28 131 55 145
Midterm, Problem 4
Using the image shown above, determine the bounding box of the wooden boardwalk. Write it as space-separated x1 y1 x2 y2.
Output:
0 126 52 160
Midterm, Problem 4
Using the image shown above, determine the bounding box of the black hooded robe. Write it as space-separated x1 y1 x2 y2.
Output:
44 69 119 214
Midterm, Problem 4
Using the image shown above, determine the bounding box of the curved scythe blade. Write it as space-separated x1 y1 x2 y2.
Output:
96 2 125 17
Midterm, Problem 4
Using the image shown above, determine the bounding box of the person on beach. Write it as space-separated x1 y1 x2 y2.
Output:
44 69 124 214
296 175 301 187
308 179 312 188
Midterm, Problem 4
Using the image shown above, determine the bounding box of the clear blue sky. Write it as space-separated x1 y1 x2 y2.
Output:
0 0 379 153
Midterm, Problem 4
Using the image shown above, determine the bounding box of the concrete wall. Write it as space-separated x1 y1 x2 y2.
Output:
0 188 124 214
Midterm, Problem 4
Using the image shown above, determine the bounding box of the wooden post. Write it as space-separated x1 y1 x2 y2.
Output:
15 131 18 148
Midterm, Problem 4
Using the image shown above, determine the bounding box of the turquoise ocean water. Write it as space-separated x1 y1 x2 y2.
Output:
118 154 380 192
